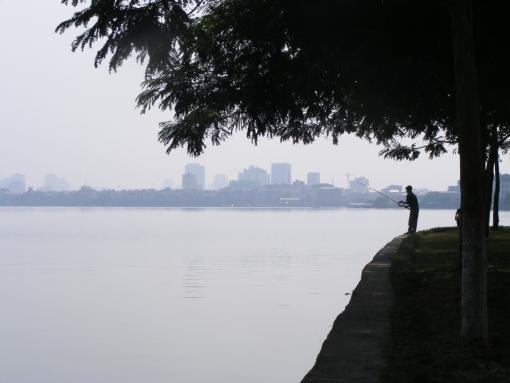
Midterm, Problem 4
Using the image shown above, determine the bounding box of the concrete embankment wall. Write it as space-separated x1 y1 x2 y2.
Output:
302 236 404 383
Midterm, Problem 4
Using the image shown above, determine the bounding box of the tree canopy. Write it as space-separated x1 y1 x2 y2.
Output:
58 1 509 159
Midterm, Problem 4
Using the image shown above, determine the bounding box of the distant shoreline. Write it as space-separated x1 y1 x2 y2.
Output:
0 205 472 210
0 184 476 209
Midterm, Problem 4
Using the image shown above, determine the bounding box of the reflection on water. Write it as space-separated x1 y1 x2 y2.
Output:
0 208 507 383
182 264 207 299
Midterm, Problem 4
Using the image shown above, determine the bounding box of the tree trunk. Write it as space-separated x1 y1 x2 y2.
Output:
451 0 488 345
493 151 500 229
484 137 497 235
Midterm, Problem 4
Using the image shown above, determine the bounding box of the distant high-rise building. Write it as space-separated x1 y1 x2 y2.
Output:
182 172 198 190
500 175 510 197
38 174 70 192
382 184 402 194
307 172 320 186
213 174 229 190
239 166 270 188
0 174 26 194
350 177 369 193
271 163 292 185
447 180 460 193
185 163 205 189
161 178 174 190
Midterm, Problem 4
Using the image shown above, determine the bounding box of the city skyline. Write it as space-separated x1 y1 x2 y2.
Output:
4 172 510 209
1 161 469 194
2 135 487 191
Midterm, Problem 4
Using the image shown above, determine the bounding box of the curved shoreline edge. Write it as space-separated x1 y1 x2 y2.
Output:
301 235 405 383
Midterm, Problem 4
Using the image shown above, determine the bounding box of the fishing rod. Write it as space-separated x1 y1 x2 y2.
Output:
354 181 406 207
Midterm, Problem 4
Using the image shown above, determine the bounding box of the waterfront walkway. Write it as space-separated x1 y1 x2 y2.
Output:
302 235 405 383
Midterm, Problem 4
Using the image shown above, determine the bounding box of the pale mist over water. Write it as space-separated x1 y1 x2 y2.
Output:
1 208 508 383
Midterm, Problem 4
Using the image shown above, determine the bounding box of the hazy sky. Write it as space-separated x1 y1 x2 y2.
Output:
1 1 506 190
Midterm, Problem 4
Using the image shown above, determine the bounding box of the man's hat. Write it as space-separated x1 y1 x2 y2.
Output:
405 185 412 190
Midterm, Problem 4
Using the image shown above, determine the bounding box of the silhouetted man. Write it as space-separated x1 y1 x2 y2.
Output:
399 185 419 234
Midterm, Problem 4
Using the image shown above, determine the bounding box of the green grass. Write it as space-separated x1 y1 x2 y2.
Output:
383 227 510 382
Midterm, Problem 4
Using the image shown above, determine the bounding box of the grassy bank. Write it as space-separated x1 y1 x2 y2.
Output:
384 227 510 382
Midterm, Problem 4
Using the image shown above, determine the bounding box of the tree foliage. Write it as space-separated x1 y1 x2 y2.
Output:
57 0 510 158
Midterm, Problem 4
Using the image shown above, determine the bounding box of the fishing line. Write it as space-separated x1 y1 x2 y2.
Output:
353 181 406 207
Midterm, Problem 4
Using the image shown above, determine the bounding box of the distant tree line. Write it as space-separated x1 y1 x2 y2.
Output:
3 185 510 209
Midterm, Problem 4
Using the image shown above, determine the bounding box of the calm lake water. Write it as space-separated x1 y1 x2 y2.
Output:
1 208 508 383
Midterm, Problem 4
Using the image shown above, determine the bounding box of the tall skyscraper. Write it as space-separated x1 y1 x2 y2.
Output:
161 178 174 189
184 163 205 190
307 172 320 186
350 176 369 192
271 163 292 185
38 174 70 192
212 174 229 190
239 166 270 188
182 172 198 190
0 174 26 194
